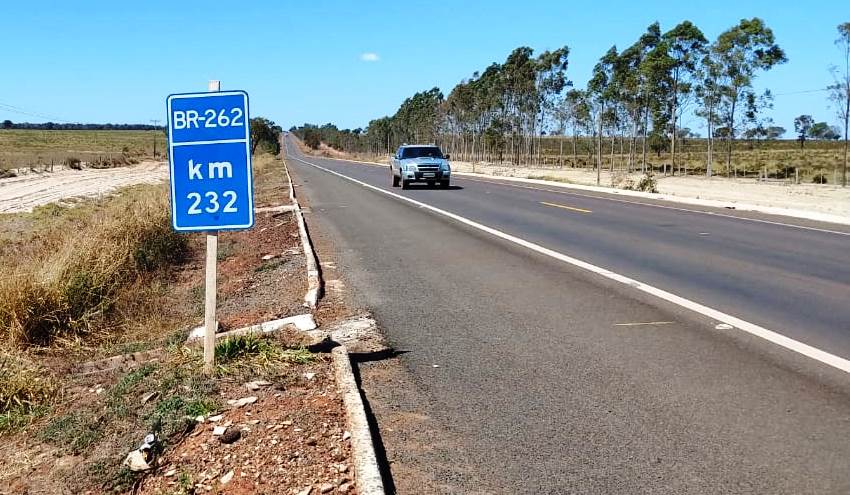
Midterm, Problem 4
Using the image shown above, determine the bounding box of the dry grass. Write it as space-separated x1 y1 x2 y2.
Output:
0 350 58 430
0 129 166 172
0 184 187 346
524 137 847 182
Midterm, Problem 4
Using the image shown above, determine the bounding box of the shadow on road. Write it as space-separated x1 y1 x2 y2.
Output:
349 349 410 495
402 184 465 191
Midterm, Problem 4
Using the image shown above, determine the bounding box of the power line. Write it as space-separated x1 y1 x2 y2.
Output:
0 101 75 123
772 88 830 97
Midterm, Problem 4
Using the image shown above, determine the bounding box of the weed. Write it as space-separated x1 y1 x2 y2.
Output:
0 351 58 417
40 413 103 454
634 173 658 193
31 202 67 219
214 334 317 375
0 404 48 432
176 470 196 494
216 239 237 261
106 364 157 416
86 460 138 493
255 259 285 273
215 334 276 363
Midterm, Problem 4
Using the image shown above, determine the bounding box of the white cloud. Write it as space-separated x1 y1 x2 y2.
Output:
360 52 380 62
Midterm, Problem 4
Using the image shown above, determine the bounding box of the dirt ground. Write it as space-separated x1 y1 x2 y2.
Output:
136 356 356 495
446 160 850 219
0 161 167 213
0 153 359 494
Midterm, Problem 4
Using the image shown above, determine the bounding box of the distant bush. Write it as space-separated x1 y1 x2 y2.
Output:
303 128 321 150
812 174 828 184
0 169 16 179
64 157 82 170
250 117 282 155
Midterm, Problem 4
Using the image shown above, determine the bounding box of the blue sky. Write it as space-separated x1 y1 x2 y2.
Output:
1 1 846 137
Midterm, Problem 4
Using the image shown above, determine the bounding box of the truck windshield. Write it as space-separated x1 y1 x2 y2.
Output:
401 147 443 159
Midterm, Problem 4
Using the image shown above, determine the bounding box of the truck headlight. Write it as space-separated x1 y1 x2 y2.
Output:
405 164 418 172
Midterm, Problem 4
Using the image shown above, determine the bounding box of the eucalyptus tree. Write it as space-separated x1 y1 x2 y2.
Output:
498 47 537 164
532 47 571 165
712 18 787 176
640 39 675 174
661 21 707 173
557 89 591 167
588 46 619 184
445 79 477 159
695 50 722 176
828 22 850 186
366 117 393 154
633 23 663 172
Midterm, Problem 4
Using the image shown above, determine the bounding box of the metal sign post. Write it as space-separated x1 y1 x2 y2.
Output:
166 81 254 374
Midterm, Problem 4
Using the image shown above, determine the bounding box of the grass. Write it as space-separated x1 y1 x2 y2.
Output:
0 184 188 346
0 351 58 432
0 129 166 171
503 136 847 183
214 333 317 374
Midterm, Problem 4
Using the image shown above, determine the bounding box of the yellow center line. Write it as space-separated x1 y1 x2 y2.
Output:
540 201 591 213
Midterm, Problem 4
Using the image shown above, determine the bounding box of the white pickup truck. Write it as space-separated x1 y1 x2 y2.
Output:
390 145 451 189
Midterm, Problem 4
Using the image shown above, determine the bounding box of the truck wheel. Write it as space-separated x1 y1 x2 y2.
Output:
440 180 450 189
401 180 409 190
392 174 399 187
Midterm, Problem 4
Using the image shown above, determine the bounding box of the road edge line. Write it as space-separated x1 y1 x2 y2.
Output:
283 155 323 309
332 346 386 495
289 154 850 375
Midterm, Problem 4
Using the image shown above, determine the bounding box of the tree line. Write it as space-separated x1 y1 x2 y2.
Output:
294 18 849 186
1 120 164 131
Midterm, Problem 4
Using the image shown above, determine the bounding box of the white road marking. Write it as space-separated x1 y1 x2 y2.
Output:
289 155 850 374
614 321 675 327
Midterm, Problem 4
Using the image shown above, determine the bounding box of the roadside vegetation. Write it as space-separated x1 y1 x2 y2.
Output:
0 128 167 173
0 124 321 491
291 19 850 187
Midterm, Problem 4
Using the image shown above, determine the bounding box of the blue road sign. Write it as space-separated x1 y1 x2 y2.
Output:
166 90 253 231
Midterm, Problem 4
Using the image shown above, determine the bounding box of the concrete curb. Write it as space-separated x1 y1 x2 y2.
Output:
185 314 317 343
282 157 323 309
76 348 165 375
300 153 849 226
332 346 385 495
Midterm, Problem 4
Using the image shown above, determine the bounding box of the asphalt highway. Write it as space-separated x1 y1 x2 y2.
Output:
285 136 850 494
